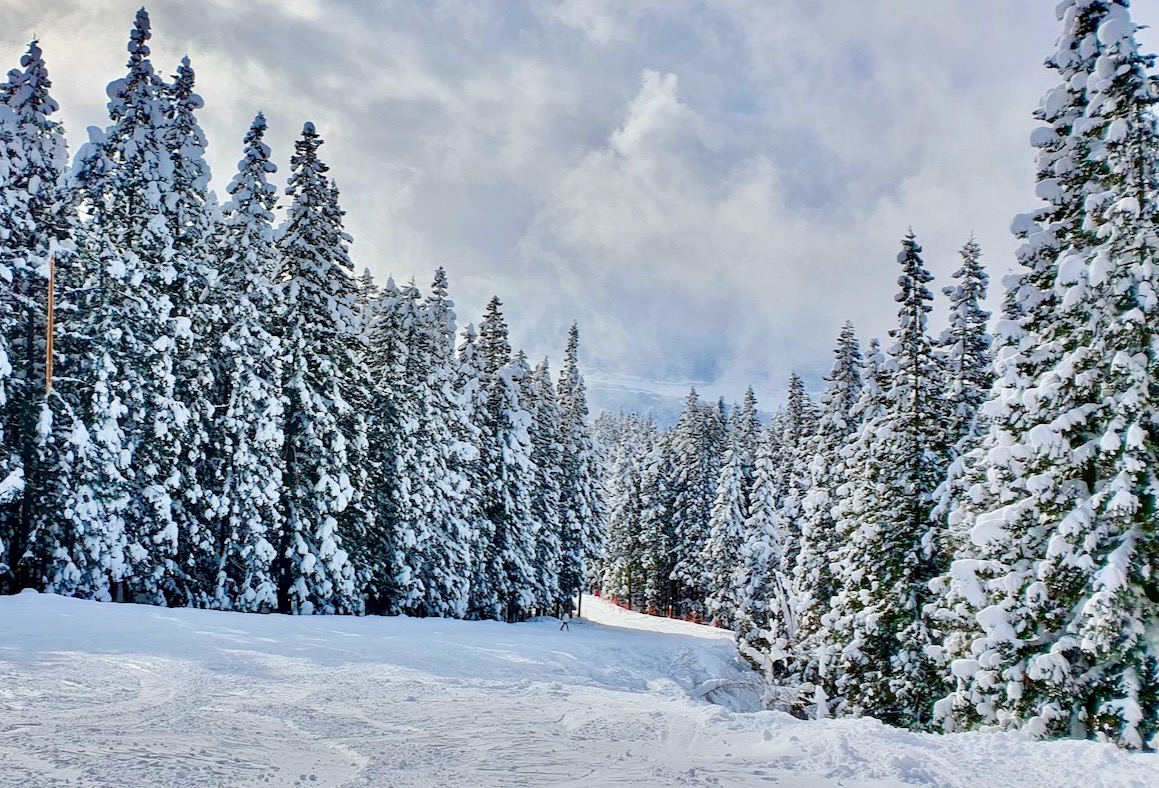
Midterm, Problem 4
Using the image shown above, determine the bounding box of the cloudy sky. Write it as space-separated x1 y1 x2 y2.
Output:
4 0 1157 412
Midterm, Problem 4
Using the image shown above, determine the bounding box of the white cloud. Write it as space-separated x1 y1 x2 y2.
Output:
4 0 1149 410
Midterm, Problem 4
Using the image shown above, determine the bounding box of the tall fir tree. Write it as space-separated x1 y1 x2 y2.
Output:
928 238 994 573
826 233 952 726
933 0 1159 748
734 417 796 692
409 270 472 617
527 358 565 612
70 10 200 604
273 122 362 615
790 322 863 703
162 55 220 604
456 321 490 616
0 41 80 593
638 429 679 614
669 388 726 616
703 387 760 628
557 323 604 608
939 237 993 448
363 276 423 614
775 372 817 564
469 298 537 621
206 112 284 611
602 414 655 610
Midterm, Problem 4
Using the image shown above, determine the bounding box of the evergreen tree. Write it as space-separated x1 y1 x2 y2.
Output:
0 83 21 585
363 276 422 614
704 387 760 628
71 10 195 604
456 322 490 616
734 377 815 697
638 429 679 614
775 373 817 558
734 419 795 687
469 298 537 621
669 388 728 615
409 270 472 617
826 233 951 726
928 238 994 575
527 358 564 612
602 414 655 610
0 41 78 593
163 55 221 604
790 322 862 701
273 122 361 615
934 0 1159 748
939 237 993 447
557 323 604 608
206 113 284 611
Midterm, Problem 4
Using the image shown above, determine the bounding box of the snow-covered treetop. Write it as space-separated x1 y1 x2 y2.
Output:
224 112 277 232
559 322 589 423
816 321 862 441
1 39 69 198
479 296 512 376
5 41 61 122
219 112 279 292
887 231 935 365
426 266 457 354
168 56 210 196
108 8 161 123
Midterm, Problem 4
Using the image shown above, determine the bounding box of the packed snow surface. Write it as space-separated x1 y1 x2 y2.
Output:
2 592 1156 787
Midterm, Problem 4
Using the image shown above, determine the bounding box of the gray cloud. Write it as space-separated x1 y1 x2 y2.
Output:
5 0 1156 411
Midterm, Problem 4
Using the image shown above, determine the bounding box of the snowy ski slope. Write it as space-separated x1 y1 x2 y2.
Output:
1 590 1156 786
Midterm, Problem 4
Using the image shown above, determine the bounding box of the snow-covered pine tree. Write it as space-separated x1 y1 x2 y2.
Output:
70 10 197 605
162 55 220 604
0 41 78 593
51 127 132 602
933 0 1159 748
273 122 361 615
790 322 863 701
468 298 538 621
526 358 564 613
602 414 656 610
926 238 994 579
669 388 722 616
456 321 491 617
774 372 817 566
704 387 760 628
734 416 797 693
556 323 604 609
328 178 375 601
407 269 472 618
638 428 679 614
814 338 888 697
734 377 815 701
939 237 993 448
357 266 378 314
930 0 1111 730
826 232 952 727
363 276 422 615
0 74 19 587
205 112 284 611
364 271 471 618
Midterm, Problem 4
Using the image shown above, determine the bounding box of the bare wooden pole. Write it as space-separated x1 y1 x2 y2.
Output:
45 254 55 394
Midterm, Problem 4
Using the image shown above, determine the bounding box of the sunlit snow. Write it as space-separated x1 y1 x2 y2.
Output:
3 592 1156 787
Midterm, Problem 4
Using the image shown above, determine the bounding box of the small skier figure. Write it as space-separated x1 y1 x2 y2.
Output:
560 611 571 631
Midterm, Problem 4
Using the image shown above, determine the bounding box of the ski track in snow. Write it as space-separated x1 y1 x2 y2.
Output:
0 592 1156 787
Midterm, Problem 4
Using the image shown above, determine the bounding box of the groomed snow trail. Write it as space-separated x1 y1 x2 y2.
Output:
0 591 1155 787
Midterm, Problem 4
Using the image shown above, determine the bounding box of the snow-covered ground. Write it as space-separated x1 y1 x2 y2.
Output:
1 591 1156 787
